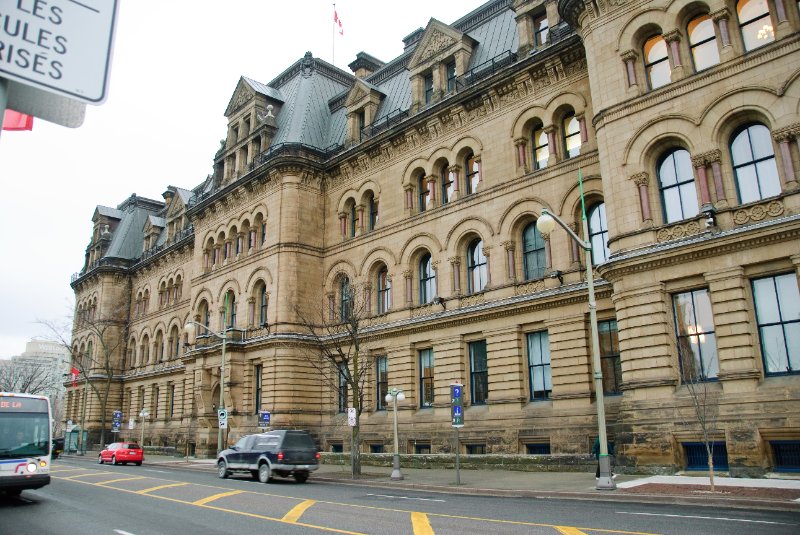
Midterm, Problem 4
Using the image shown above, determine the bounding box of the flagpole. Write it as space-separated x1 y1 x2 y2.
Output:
332 3 336 66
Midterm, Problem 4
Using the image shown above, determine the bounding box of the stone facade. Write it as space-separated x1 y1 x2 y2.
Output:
67 0 800 474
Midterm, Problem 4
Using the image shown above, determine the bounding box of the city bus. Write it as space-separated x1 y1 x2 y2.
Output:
0 392 52 496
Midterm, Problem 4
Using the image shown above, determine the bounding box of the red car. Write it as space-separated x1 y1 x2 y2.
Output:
98 442 144 466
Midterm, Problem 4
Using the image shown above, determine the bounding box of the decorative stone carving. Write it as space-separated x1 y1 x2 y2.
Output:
732 200 784 225
656 220 703 242
514 279 545 295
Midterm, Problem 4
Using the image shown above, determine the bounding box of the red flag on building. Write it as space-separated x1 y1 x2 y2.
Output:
71 367 80 387
2 110 34 131
333 8 343 35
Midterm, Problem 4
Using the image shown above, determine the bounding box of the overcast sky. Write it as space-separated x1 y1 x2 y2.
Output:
0 0 488 358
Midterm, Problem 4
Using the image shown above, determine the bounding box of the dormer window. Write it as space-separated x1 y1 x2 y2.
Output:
534 13 549 47
446 61 456 93
357 110 365 141
424 73 434 105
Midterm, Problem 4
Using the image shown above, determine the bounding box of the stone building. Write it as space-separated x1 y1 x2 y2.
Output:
67 0 800 474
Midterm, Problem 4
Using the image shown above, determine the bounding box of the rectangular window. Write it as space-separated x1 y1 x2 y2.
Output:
466 444 486 455
414 442 431 454
752 273 800 375
469 340 488 405
424 73 434 104
526 443 551 455
673 288 719 381
338 362 348 413
598 319 622 395
527 331 552 400
376 356 388 410
419 349 434 408
533 13 549 47
446 61 456 92
330 443 343 453
254 364 262 414
370 443 384 453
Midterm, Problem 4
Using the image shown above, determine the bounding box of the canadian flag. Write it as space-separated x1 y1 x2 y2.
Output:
71 367 80 387
2 110 33 131
333 8 343 35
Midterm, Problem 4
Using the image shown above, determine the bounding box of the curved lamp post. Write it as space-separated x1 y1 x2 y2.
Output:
385 387 405 480
184 321 227 454
536 208 616 490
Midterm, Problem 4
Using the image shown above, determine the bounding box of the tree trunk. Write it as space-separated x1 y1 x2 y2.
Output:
707 450 715 492
350 423 361 477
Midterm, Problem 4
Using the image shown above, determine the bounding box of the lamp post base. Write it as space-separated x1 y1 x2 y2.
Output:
596 455 616 490
390 454 404 481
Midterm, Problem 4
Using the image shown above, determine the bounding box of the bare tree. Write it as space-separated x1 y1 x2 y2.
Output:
294 280 373 477
677 339 721 492
0 359 60 395
40 300 128 449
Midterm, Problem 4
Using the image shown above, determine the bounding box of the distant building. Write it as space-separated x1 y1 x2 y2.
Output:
68 0 800 474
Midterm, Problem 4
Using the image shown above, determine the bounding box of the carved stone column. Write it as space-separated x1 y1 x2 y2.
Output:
449 257 461 295
338 212 347 237
483 245 492 287
691 154 713 209
621 50 638 89
568 223 581 266
703 149 729 208
503 241 516 282
449 164 461 201
774 129 800 191
403 270 413 305
356 204 365 235
247 297 255 328
711 9 734 61
663 30 684 81
545 126 558 166
426 175 437 208
327 293 335 321
632 172 652 225
541 232 552 271
404 184 415 216
515 138 529 173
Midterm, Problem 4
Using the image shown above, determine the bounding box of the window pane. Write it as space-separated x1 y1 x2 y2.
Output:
753 277 781 323
738 0 774 51
755 159 781 198
679 182 700 219
689 16 720 71
761 325 789 372
663 187 683 222
644 35 670 89
776 275 800 320
736 164 761 203
749 124 773 159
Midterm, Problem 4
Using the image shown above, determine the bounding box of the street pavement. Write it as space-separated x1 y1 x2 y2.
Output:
59 452 800 511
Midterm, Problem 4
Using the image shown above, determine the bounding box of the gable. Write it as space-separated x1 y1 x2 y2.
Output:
408 19 474 70
344 79 385 109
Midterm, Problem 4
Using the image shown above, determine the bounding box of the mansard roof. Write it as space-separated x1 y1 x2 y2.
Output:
102 195 164 261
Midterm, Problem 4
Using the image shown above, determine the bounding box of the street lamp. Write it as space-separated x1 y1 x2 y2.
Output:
385 387 406 481
139 409 149 446
184 321 227 454
536 208 616 490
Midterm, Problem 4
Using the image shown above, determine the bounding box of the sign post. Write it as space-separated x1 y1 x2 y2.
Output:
450 382 464 485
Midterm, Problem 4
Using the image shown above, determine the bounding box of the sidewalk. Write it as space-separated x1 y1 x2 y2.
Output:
62 452 800 511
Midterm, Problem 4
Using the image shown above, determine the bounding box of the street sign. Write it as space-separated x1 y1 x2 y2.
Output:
128 418 135 430
66 419 74 432
0 0 120 104
347 407 356 427
450 383 464 428
112 410 122 433
218 408 228 429
258 410 270 428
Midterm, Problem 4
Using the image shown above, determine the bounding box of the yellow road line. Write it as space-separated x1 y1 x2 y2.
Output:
49 468 86 473
96 476 146 485
411 512 435 535
136 482 189 494
192 490 243 505
555 527 588 535
282 499 316 523
60 472 113 480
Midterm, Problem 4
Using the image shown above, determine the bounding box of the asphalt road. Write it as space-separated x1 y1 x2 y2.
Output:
1 457 799 535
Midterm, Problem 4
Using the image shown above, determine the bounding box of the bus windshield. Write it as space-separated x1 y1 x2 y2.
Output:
0 399 51 459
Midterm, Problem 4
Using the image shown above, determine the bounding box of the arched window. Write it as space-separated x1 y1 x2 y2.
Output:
339 277 351 320
418 175 429 212
349 202 357 237
730 123 780 203
170 325 180 358
532 123 548 170
440 163 454 205
522 222 546 280
563 113 581 158
588 202 610 265
465 152 480 194
199 300 210 329
688 14 719 71
222 290 236 329
367 193 378 231
419 254 436 304
467 239 487 293
643 34 670 89
141 335 150 365
377 267 391 314
155 331 165 361
258 285 268 327
658 148 699 223
737 0 773 51
85 341 93 369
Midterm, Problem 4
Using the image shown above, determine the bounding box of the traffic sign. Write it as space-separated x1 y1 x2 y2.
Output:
347 407 356 427
450 383 464 428
258 410 271 428
0 0 120 104
218 408 228 429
